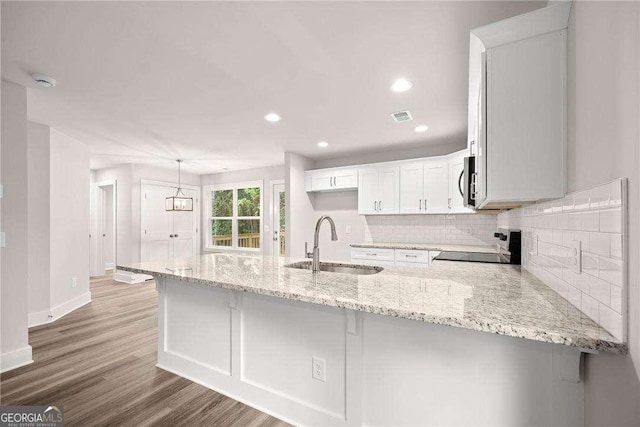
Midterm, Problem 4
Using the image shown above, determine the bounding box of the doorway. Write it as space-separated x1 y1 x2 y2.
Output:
140 180 200 262
90 180 117 277
271 181 285 257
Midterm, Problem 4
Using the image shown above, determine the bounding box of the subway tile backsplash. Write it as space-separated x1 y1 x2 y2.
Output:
498 179 627 341
364 214 498 246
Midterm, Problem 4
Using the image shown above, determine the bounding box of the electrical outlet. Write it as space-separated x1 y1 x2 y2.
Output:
571 240 582 273
345 225 352 234
71 277 77 288
312 357 326 382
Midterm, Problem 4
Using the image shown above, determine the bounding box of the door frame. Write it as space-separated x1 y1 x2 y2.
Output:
269 179 285 257
90 179 117 277
140 179 201 261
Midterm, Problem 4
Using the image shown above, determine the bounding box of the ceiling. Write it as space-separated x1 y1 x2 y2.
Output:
1 1 544 174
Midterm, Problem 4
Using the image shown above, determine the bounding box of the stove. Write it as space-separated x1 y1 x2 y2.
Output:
434 228 521 265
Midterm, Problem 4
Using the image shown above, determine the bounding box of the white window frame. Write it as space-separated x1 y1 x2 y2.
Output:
203 180 263 252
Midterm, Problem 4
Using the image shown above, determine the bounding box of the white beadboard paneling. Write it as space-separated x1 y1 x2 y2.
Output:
497 179 626 342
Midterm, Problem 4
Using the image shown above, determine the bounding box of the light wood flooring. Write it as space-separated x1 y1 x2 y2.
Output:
0 275 290 427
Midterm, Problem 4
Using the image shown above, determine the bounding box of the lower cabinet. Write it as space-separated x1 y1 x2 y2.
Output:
350 248 440 267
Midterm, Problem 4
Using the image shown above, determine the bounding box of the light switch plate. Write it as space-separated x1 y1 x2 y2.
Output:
571 240 582 273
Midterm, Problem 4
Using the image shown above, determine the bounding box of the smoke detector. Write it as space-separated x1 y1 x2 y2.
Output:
391 110 413 123
31 73 56 88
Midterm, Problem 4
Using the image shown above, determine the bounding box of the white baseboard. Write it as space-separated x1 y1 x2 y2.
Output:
28 309 53 328
28 292 92 328
0 345 33 373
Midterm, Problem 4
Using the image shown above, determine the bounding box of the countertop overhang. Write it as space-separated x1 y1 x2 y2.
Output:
118 253 626 354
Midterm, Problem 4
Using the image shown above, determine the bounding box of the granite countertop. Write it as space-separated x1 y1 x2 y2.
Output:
118 253 625 354
350 242 497 253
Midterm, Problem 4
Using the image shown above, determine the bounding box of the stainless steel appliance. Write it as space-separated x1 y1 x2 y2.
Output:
458 156 476 208
434 228 521 265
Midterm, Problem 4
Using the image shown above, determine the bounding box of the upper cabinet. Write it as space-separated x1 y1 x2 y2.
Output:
305 166 358 192
398 151 472 215
358 166 400 215
468 2 571 209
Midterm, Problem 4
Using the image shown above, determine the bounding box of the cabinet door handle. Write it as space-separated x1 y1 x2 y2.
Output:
374 201 377 211
169 234 174 238
419 199 422 211
331 177 334 186
448 198 452 209
366 253 377 257
379 200 383 211
405 255 417 258
174 234 179 238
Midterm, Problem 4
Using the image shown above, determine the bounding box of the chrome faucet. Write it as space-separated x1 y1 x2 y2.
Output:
308 215 338 272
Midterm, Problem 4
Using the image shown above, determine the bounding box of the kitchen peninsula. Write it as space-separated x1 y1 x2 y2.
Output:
120 252 624 426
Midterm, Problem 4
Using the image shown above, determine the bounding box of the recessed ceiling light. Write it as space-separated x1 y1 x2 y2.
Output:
391 78 412 93
264 112 281 122
317 141 329 148
415 125 429 133
31 73 56 88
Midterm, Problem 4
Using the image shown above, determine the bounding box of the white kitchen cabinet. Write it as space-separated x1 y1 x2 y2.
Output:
351 247 440 267
423 161 449 214
399 162 423 214
358 166 399 215
305 167 358 192
469 3 569 209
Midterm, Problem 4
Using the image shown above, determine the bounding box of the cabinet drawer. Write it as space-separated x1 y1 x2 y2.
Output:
350 248 395 262
394 249 430 264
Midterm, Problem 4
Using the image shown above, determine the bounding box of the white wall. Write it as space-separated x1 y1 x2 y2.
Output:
564 2 640 425
49 128 91 310
0 80 32 371
201 165 283 256
285 153 316 258
27 122 51 318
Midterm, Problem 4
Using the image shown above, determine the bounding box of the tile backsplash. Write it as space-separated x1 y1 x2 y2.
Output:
365 214 498 246
498 179 627 341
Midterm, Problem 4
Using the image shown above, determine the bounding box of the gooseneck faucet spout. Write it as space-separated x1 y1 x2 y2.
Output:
312 215 338 272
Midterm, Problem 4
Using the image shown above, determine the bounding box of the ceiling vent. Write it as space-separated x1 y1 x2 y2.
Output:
391 110 412 123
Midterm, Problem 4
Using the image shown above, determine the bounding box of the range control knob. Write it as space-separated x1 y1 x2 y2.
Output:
494 232 501 238
500 234 508 241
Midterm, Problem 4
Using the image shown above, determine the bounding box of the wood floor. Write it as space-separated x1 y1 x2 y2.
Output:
0 275 290 427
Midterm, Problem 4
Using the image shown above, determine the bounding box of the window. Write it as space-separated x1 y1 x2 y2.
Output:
205 181 262 251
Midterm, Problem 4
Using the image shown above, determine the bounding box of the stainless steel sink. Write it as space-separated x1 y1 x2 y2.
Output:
285 261 383 275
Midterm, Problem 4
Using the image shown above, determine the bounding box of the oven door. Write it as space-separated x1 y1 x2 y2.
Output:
459 156 476 208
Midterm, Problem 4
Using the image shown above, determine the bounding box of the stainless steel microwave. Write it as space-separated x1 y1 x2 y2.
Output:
460 156 477 208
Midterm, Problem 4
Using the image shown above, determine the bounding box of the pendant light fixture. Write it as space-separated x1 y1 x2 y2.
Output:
166 160 193 211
